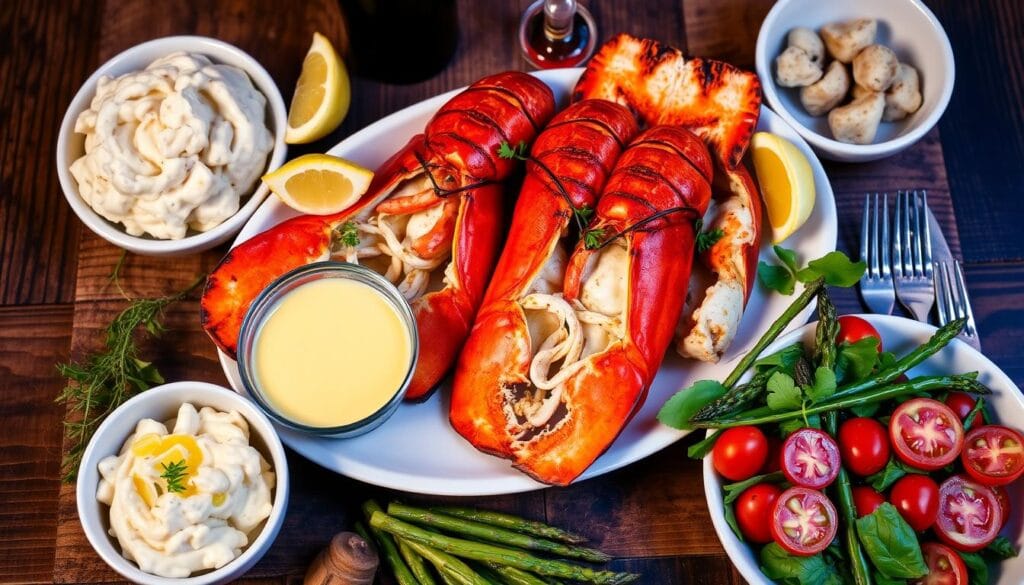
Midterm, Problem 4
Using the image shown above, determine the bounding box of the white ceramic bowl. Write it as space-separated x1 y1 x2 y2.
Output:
755 0 954 162
704 315 1024 584
56 36 288 256
76 381 290 585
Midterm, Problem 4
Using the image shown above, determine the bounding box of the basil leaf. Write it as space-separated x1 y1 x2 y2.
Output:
657 380 727 430
835 337 882 384
755 342 805 373
723 499 743 541
759 262 796 295
959 551 989 585
795 251 866 287
850 402 881 418
865 458 925 493
804 367 837 404
760 543 843 585
873 572 906 585
767 372 802 411
855 502 928 578
982 536 1019 559
722 471 787 505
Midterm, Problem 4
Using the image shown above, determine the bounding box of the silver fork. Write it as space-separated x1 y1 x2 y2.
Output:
893 190 934 321
935 260 981 350
859 193 895 314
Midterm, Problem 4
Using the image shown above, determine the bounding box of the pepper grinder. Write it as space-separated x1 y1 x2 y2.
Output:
518 0 597 69
304 531 378 585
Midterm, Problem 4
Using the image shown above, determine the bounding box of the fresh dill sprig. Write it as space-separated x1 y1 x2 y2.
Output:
56 257 202 482
160 459 189 494
339 221 360 247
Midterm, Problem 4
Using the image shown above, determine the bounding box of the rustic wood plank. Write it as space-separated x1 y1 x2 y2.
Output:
963 262 1024 386
929 0 1024 263
0 0 99 305
683 0 774 68
610 555 745 585
0 304 73 583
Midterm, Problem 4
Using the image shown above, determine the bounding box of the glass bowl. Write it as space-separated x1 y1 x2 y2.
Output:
237 261 419 438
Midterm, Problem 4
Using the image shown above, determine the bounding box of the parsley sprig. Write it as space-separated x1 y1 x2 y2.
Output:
694 218 725 253
498 141 595 239
160 459 189 494
338 221 360 247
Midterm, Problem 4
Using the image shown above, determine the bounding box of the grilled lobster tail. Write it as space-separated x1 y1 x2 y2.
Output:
457 125 713 485
200 71 556 401
450 100 639 458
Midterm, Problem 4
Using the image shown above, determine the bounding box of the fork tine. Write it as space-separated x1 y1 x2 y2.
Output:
861 194 871 275
912 191 925 276
902 191 914 276
893 191 903 278
921 191 933 278
934 261 949 325
881 195 890 279
942 261 959 320
954 260 977 337
871 193 880 278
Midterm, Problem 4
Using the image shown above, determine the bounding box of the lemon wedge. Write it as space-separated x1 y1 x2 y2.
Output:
285 32 350 144
262 153 374 215
750 132 816 244
131 433 204 506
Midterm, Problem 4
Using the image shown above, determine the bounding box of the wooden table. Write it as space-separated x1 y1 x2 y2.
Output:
2 0 1022 583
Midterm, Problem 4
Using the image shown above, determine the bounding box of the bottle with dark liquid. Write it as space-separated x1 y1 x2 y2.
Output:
338 0 459 84
518 0 596 69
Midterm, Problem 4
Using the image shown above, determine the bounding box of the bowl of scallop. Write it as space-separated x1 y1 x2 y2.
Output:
76 381 289 585
56 36 288 256
755 0 955 162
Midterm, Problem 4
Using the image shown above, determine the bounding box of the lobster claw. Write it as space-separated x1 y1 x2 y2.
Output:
676 162 762 362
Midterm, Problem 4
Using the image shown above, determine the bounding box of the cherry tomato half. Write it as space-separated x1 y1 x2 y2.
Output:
735 483 783 544
837 315 882 351
934 475 1002 552
781 428 841 489
713 426 769 481
839 417 891 476
889 474 940 531
852 486 886 517
912 542 968 585
889 398 964 471
944 392 983 429
770 486 838 556
961 425 1024 486
993 485 1011 529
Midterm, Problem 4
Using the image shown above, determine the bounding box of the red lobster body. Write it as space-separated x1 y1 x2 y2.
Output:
455 125 713 485
200 72 555 400
450 100 638 458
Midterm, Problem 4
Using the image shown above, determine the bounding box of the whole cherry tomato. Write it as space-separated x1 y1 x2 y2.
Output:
837 315 883 351
713 426 769 481
852 486 886 517
735 483 783 544
889 474 940 531
944 392 983 429
839 417 890 476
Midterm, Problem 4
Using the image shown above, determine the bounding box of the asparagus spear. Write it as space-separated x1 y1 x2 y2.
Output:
816 292 872 585
691 374 988 429
487 563 551 585
721 278 824 388
390 503 610 562
403 538 492 585
399 538 440 585
432 507 587 544
363 500 421 585
690 370 772 422
370 511 639 584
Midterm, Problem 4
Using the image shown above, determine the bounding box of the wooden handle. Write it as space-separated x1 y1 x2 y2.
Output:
304 531 379 585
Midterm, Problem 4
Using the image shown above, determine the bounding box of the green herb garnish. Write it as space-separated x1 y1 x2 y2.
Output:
160 459 189 494
583 227 606 250
497 140 529 161
757 246 866 295
339 220 360 247
694 219 725 253
56 254 201 482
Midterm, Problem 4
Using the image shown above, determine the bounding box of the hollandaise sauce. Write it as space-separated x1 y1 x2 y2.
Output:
253 277 414 428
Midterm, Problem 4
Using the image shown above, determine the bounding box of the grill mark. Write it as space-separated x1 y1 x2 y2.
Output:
633 138 712 184
433 107 509 143
463 85 540 132
542 117 628 150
